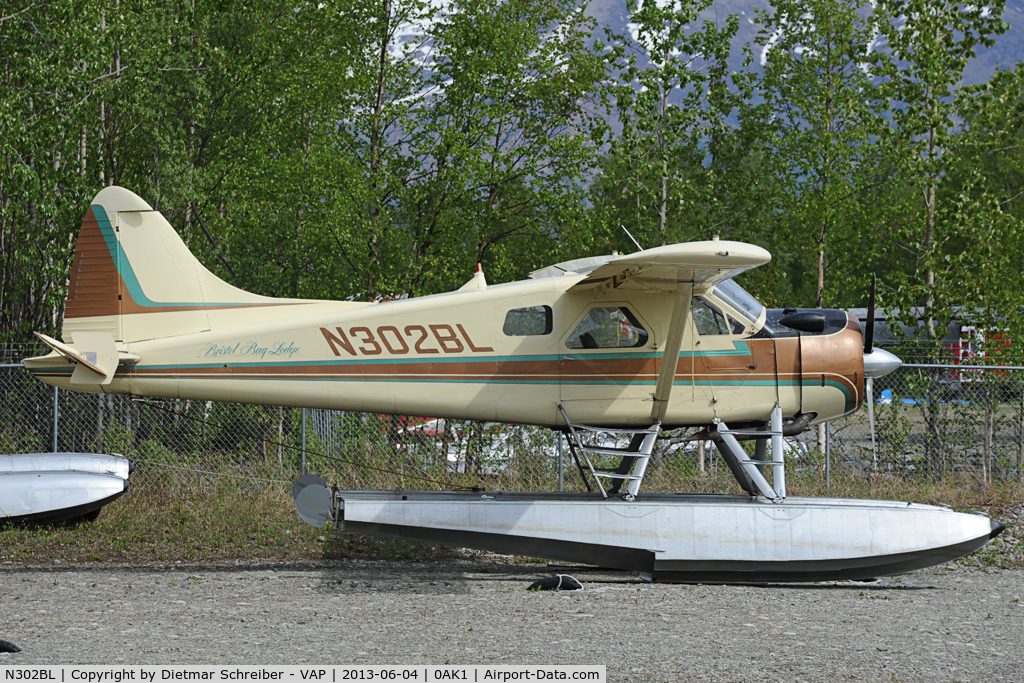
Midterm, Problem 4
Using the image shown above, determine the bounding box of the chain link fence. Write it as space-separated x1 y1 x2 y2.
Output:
2 345 1022 497
825 359 1024 484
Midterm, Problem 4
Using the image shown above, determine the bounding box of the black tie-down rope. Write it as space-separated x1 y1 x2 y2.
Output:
132 399 479 491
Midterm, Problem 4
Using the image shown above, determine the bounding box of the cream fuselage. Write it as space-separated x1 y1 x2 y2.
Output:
28 274 864 428
24 187 864 428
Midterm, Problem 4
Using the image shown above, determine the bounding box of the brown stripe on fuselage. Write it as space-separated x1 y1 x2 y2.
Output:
800 315 865 410
673 338 790 376
132 358 565 380
129 346 759 384
558 355 658 384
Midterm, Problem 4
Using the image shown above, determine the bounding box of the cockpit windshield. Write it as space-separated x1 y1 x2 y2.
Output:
711 279 765 325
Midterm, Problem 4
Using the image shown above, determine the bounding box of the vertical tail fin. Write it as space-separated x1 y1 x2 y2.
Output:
62 186 291 343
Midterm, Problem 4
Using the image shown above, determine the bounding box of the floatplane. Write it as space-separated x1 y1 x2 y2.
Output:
24 186 1003 581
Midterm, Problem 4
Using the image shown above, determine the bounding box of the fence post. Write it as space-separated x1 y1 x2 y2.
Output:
52 385 59 453
825 422 831 493
301 408 307 475
867 376 877 471
556 430 563 492
1018 378 1023 482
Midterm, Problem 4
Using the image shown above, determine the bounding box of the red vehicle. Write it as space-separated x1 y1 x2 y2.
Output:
945 326 1015 381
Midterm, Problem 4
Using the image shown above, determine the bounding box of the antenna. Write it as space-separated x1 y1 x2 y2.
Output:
621 225 643 252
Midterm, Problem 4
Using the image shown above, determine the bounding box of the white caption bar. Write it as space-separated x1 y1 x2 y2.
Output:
0 667 605 683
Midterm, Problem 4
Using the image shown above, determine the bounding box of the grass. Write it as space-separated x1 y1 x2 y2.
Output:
784 471 1024 509
1 473 1020 570
0 481 456 567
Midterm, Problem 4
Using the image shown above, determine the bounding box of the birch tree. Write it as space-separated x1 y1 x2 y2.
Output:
755 0 888 308
874 0 1009 342
597 0 747 249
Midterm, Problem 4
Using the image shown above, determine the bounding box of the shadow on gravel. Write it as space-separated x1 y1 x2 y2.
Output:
0 560 943 594
0 526 951 594
729 581 939 591
0 562 335 576
321 531 460 563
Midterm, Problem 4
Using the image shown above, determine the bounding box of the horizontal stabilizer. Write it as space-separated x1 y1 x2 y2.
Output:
33 331 130 385
34 332 106 375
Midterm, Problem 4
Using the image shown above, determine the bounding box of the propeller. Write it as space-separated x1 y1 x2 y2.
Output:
864 273 876 354
863 274 902 379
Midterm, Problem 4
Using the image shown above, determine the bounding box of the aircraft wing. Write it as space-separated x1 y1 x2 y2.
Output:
530 240 770 292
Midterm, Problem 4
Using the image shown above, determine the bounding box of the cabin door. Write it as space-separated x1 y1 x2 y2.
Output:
558 303 657 426
688 298 760 418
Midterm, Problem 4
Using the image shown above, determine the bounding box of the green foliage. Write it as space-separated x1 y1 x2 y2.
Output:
0 0 609 343
871 0 1019 349
594 0 754 252
1 0 1023 345
753 0 890 308
0 0 106 341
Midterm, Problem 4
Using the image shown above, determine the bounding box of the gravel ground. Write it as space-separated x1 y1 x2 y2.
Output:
1 557 1022 682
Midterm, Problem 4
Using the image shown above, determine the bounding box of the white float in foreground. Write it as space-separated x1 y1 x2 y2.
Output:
320 490 1003 583
0 453 131 523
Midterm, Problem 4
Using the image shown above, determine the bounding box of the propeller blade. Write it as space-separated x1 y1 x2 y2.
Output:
864 273 876 354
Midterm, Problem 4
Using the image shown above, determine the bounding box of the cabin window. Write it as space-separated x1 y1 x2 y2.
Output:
693 299 744 335
503 305 553 336
566 307 648 349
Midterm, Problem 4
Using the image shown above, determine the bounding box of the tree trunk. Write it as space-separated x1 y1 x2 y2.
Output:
816 222 826 308
923 370 945 478
95 393 105 449
657 44 670 244
366 0 392 297
923 104 939 345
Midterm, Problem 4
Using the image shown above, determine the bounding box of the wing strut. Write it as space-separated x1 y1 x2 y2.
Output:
714 404 787 501
650 282 693 423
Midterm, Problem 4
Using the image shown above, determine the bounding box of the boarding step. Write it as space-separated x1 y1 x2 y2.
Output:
558 404 661 501
580 446 644 457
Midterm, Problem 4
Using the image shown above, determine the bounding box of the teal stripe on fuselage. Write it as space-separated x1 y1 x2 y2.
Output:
803 378 855 413
92 205 262 309
139 341 752 371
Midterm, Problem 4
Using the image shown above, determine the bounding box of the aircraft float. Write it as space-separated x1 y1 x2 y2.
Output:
24 186 1004 582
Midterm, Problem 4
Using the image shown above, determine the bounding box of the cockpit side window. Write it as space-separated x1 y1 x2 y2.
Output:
713 279 765 325
693 279 764 337
566 307 648 349
692 299 731 336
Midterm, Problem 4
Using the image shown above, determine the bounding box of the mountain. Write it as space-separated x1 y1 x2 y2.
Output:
585 0 1024 84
